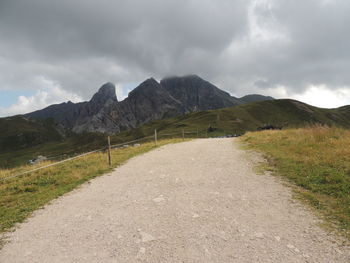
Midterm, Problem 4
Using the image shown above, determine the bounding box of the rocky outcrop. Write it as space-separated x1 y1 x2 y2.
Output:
71 78 183 134
122 78 183 124
25 82 118 132
90 82 117 104
24 75 274 134
161 75 241 112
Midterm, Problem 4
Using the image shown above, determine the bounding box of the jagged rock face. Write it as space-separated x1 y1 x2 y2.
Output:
71 79 182 134
71 83 118 133
161 75 241 112
25 101 89 129
124 78 182 124
90 82 117 105
71 102 118 134
25 84 119 133
24 75 274 134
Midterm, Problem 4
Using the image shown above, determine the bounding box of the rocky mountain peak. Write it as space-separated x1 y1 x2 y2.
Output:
128 78 160 98
160 75 240 112
141 77 159 87
90 82 117 104
160 75 219 94
24 75 274 134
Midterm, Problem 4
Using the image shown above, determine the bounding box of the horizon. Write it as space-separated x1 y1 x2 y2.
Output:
1 75 349 118
1 1 350 115
2 75 349 118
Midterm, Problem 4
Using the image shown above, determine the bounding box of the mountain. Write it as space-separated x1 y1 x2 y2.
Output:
25 82 118 133
122 99 350 139
0 115 108 168
2 98 350 168
239 94 274 104
71 78 183 133
0 116 62 152
24 75 273 134
160 75 241 112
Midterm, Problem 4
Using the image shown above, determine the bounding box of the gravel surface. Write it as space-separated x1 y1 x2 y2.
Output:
0 138 349 262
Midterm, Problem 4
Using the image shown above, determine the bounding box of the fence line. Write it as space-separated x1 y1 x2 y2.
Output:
1 129 208 182
110 136 153 149
0 135 156 182
0 147 106 182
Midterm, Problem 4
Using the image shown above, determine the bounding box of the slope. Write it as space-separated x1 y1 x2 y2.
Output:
2 99 350 168
122 99 350 138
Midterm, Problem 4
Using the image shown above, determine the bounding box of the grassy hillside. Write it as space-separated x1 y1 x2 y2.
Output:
243 127 350 238
1 99 350 168
0 116 62 151
123 99 350 138
0 116 108 168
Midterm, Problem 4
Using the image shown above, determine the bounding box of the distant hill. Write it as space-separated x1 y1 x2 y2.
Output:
24 75 274 134
160 75 242 111
0 116 62 152
122 99 350 138
4 75 350 168
0 116 107 168
2 98 350 168
239 94 274 104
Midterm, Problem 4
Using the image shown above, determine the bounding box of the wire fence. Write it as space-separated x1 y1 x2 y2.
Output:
0 147 106 182
110 135 154 149
0 129 208 182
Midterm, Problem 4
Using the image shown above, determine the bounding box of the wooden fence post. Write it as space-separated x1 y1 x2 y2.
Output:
182 129 185 140
197 128 199 138
107 136 112 166
154 129 158 145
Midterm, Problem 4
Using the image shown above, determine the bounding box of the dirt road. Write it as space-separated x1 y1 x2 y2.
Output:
0 139 349 262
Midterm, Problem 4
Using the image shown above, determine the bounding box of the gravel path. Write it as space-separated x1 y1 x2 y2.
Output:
0 138 349 262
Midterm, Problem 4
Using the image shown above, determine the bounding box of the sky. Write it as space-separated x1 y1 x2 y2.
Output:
1 0 350 117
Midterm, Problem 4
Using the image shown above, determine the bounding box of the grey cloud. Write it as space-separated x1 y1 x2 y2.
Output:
0 0 350 106
250 0 350 90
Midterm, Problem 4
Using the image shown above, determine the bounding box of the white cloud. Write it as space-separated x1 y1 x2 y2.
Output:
292 85 350 108
243 82 350 108
115 83 127 101
263 85 290 98
0 76 83 117
247 0 290 43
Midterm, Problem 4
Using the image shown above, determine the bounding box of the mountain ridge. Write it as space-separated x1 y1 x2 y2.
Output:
24 75 274 134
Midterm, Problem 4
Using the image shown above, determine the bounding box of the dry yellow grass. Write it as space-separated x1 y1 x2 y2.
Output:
243 126 350 238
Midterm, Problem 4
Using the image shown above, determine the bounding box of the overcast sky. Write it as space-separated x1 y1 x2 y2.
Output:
1 0 350 116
